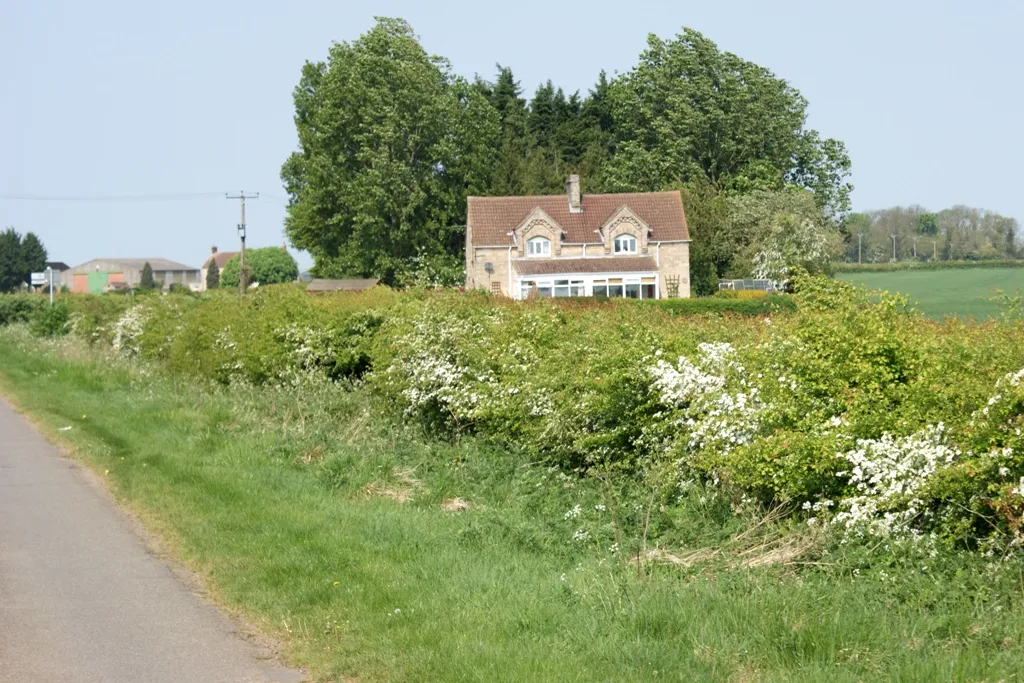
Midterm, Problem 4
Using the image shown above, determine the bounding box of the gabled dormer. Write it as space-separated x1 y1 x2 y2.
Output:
512 207 565 257
598 205 652 255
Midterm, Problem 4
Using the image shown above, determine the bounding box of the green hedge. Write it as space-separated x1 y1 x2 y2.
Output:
0 294 47 326
648 295 795 315
10 280 1024 552
833 259 1024 273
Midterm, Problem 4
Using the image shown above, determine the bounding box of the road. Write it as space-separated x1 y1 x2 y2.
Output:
0 399 305 683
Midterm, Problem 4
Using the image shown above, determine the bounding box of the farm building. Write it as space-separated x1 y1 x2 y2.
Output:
66 258 201 293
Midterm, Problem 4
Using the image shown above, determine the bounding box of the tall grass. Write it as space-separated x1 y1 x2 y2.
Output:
3 327 1024 682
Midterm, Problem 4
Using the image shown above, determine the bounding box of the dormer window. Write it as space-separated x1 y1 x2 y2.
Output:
527 236 551 257
614 234 638 254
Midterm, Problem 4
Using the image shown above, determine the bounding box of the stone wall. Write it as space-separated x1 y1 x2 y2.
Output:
656 242 691 298
466 246 514 296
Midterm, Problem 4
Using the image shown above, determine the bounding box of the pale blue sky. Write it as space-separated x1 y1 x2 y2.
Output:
2 0 1022 270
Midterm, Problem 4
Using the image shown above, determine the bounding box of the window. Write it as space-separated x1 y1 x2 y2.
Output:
491 281 502 295
613 234 638 254
553 279 584 297
527 236 551 257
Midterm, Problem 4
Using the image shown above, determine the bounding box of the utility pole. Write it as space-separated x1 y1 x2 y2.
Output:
226 191 259 294
933 240 937 260
857 234 863 264
890 234 898 261
913 236 918 259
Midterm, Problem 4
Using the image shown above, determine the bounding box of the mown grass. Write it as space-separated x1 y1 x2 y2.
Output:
836 267 1024 320
4 328 1024 682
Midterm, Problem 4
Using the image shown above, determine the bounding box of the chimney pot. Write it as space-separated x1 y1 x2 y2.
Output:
211 245 218 254
567 174 582 213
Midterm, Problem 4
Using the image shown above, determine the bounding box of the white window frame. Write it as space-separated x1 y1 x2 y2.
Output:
516 272 658 301
526 236 551 257
613 234 638 254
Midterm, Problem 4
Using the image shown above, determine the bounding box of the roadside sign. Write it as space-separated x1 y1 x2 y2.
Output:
31 272 47 286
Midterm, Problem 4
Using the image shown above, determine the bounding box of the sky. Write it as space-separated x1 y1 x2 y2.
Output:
2 0 1023 270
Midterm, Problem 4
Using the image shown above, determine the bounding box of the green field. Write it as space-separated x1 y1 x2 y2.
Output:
837 267 1024 319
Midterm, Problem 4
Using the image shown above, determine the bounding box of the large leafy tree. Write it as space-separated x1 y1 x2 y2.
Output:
0 228 48 292
603 28 852 220
281 18 501 285
220 247 299 288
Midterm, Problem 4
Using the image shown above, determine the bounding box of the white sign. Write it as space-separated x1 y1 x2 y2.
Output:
31 272 47 286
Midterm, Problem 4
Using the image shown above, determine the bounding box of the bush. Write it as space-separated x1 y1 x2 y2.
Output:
35 278 1024 554
221 248 299 288
29 301 70 337
647 294 795 315
0 294 46 326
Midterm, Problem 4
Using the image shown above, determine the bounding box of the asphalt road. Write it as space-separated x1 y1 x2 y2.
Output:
0 400 305 683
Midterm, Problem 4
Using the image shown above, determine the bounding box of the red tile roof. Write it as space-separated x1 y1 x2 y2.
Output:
468 191 688 246
513 257 658 276
203 251 239 269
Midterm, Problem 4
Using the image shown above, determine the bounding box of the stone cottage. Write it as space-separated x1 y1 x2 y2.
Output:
465 176 690 299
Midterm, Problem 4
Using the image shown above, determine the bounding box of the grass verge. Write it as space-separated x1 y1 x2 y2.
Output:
3 327 1024 682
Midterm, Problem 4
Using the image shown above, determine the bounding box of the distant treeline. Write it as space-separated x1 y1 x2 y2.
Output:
843 206 1020 263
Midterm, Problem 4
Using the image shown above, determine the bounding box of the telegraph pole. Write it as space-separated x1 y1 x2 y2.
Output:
857 234 863 264
890 234 898 261
226 191 259 294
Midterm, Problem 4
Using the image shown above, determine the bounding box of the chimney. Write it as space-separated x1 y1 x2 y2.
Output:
566 174 582 213
211 245 218 254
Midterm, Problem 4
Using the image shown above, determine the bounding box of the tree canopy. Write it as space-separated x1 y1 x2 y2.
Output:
220 247 299 288
282 18 854 284
281 18 500 285
0 228 48 292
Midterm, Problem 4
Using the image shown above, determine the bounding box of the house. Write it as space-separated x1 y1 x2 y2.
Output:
67 258 201 293
200 246 239 290
465 175 690 300
305 278 380 294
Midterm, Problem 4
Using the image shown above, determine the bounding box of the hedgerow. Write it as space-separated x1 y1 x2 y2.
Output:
5 281 1024 553
833 259 1024 273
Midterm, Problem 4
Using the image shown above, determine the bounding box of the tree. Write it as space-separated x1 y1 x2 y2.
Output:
603 28 851 221
280 18 501 285
728 189 842 280
679 179 733 294
206 258 220 289
0 228 48 292
140 262 156 290
0 228 23 292
916 213 939 236
220 247 299 288
20 233 46 278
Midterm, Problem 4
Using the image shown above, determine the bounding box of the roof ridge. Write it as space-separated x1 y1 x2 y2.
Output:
469 190 680 201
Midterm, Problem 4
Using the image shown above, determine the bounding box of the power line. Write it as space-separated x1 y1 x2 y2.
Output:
0 192 229 202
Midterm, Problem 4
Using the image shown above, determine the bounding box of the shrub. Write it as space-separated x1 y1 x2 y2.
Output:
0 294 46 326
38 277 1024 554
29 300 70 337
220 248 299 288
